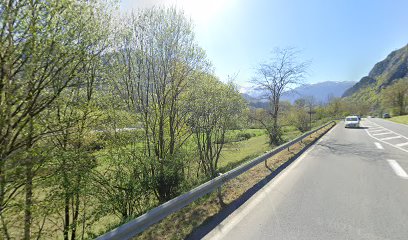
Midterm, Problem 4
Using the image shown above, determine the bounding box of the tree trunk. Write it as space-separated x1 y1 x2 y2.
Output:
0 211 10 240
24 162 33 240
24 118 34 240
0 160 9 240
269 116 281 146
71 189 80 240
0 158 5 216
63 169 70 240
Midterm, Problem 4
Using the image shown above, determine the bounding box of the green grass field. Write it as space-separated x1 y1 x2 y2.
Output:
218 127 301 172
388 115 408 125
219 134 270 172
92 127 302 237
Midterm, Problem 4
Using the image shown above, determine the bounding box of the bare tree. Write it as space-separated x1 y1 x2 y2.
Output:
251 47 309 145
304 96 316 129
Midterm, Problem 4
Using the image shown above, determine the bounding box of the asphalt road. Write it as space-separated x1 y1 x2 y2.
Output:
204 118 408 240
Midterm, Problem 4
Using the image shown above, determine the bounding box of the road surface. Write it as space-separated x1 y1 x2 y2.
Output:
204 118 408 240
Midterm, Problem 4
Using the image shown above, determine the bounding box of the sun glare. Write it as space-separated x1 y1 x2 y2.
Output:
173 0 233 25
179 0 231 22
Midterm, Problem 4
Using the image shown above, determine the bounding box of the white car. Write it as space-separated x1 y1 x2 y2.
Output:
344 116 360 128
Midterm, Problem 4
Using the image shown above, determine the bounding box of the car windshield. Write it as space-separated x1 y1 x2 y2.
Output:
346 117 358 121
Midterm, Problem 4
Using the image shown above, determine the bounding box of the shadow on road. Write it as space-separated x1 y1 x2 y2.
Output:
316 140 388 163
186 135 322 239
344 126 369 129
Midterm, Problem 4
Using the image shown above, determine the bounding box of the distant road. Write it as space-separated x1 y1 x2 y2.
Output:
204 118 408 240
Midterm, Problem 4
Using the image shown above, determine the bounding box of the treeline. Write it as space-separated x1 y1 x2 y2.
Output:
248 95 347 136
0 1 245 239
378 78 408 116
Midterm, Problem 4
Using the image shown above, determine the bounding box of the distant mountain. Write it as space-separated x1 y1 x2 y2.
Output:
281 81 356 103
343 44 408 98
241 81 355 107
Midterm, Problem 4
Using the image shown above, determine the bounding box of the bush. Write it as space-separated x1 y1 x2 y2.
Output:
236 132 254 141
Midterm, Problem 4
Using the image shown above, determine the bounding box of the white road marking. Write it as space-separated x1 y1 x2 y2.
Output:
380 136 402 141
363 120 408 154
396 142 408 147
374 142 384 149
368 129 387 133
369 128 385 131
387 160 408 179
372 132 394 136
369 127 385 132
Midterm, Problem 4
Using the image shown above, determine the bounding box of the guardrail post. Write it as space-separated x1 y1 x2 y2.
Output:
95 120 337 240
217 173 226 208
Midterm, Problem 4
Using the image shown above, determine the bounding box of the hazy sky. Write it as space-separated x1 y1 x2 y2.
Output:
120 0 408 87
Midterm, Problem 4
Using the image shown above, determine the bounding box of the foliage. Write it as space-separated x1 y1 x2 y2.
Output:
0 2 342 239
110 7 208 203
0 0 112 239
381 78 408 116
186 74 246 179
387 115 408 125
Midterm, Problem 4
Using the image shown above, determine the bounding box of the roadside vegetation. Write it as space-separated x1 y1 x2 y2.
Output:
136 123 335 240
1 1 347 239
388 115 408 125
342 77 408 118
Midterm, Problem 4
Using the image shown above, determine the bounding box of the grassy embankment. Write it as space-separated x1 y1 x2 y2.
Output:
135 123 335 240
219 126 300 172
388 115 408 125
6 125 321 239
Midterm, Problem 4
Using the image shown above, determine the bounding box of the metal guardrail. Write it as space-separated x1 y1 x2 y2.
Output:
96 120 336 240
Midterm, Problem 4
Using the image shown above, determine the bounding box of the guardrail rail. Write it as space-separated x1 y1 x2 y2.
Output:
97 120 336 240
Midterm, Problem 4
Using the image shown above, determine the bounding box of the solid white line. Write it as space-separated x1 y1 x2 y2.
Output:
387 160 408 179
370 129 384 132
396 142 408 147
369 128 384 131
374 142 384 150
380 136 402 141
205 124 338 240
372 132 394 136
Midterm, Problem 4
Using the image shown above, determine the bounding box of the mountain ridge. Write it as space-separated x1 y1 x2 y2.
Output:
342 44 408 97
241 81 356 107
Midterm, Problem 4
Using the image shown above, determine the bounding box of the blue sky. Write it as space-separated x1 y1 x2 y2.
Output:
121 0 408 88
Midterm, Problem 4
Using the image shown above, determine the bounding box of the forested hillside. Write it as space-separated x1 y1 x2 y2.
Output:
342 44 408 116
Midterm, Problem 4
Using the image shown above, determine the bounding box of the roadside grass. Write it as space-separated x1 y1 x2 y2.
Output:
388 115 408 125
91 126 311 238
225 128 265 140
135 123 335 240
219 134 270 172
219 127 301 173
